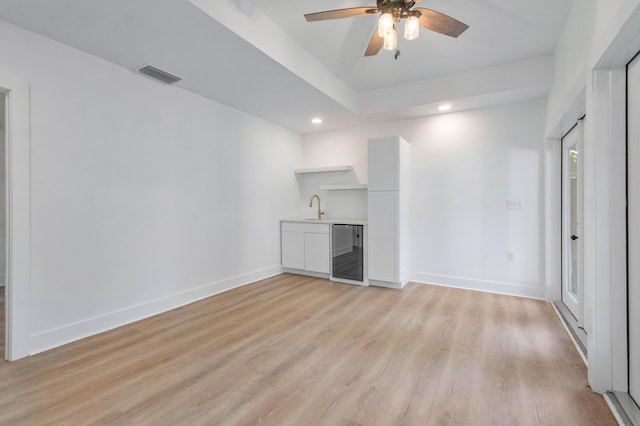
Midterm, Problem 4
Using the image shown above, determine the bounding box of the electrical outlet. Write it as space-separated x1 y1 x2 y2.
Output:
507 252 515 262
507 200 523 210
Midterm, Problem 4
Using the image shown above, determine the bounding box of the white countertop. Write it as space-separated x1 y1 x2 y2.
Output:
281 218 367 225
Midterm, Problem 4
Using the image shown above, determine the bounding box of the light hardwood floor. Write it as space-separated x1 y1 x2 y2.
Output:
0 274 616 425
0 286 4 357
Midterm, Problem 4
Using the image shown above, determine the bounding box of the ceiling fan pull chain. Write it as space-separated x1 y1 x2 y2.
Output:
395 50 401 60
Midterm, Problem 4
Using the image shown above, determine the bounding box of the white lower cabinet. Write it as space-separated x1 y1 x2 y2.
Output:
281 231 305 270
369 236 397 281
304 232 330 272
281 222 330 274
368 191 398 282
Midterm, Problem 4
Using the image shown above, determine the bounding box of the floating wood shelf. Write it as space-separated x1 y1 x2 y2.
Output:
294 165 353 174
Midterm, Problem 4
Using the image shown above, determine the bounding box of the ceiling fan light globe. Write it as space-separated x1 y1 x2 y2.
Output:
383 28 398 51
378 13 394 37
404 15 420 40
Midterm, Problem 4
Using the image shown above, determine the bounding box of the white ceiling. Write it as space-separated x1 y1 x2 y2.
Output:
0 0 574 133
251 0 572 91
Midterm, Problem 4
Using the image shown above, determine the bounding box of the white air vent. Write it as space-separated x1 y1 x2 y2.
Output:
138 65 181 84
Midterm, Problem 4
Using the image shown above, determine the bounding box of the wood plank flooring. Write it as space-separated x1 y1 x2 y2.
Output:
0 286 4 357
0 274 616 425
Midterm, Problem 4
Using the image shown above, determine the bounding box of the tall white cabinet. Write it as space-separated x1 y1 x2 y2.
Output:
367 136 410 288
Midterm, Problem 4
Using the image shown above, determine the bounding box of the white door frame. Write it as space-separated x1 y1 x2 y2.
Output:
583 5 640 395
627 51 640 414
1 77 32 361
545 89 585 306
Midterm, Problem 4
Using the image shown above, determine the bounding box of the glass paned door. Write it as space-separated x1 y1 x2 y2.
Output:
561 123 583 323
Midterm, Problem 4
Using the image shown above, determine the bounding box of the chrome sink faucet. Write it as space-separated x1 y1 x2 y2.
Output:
309 194 325 220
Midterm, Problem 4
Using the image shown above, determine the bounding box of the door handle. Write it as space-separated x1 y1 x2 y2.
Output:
571 235 579 241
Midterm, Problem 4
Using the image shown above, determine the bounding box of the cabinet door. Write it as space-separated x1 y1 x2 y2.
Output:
282 231 305 270
368 191 398 237
368 191 398 281
369 237 397 281
368 138 400 191
304 233 330 273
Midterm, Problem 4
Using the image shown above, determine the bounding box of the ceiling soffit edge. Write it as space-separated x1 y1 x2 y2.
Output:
358 55 555 114
188 0 360 113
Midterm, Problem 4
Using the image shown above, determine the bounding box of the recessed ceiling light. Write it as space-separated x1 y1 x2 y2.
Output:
311 117 323 124
438 104 452 111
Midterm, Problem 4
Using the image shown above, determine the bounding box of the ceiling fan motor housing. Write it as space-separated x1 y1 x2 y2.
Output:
378 0 418 21
377 0 416 7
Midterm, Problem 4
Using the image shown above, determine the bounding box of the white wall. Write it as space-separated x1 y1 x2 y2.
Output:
294 171 368 220
303 99 547 299
295 134 369 220
0 20 302 354
547 0 640 132
0 91 5 286
545 1 593 134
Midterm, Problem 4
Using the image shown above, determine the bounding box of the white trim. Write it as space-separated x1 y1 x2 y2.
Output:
545 89 585 304
281 268 330 279
586 68 628 393
28 265 282 356
584 69 617 393
0 79 31 361
552 302 587 366
626 48 640 408
576 120 586 330
547 89 586 140
331 277 368 287
610 68 629 394
603 394 626 426
411 272 544 299
613 392 640 425
544 137 562 302
369 278 406 289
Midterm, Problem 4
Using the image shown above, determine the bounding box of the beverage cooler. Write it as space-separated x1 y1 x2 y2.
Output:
331 224 364 285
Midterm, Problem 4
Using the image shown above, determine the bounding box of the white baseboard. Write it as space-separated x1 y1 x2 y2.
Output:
369 279 407 289
411 272 545 300
281 268 330 279
28 265 282 355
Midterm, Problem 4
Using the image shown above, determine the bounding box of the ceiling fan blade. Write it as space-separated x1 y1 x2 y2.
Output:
305 7 379 22
364 30 384 57
414 8 469 37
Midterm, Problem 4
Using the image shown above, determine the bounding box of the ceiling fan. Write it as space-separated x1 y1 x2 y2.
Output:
304 0 469 57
